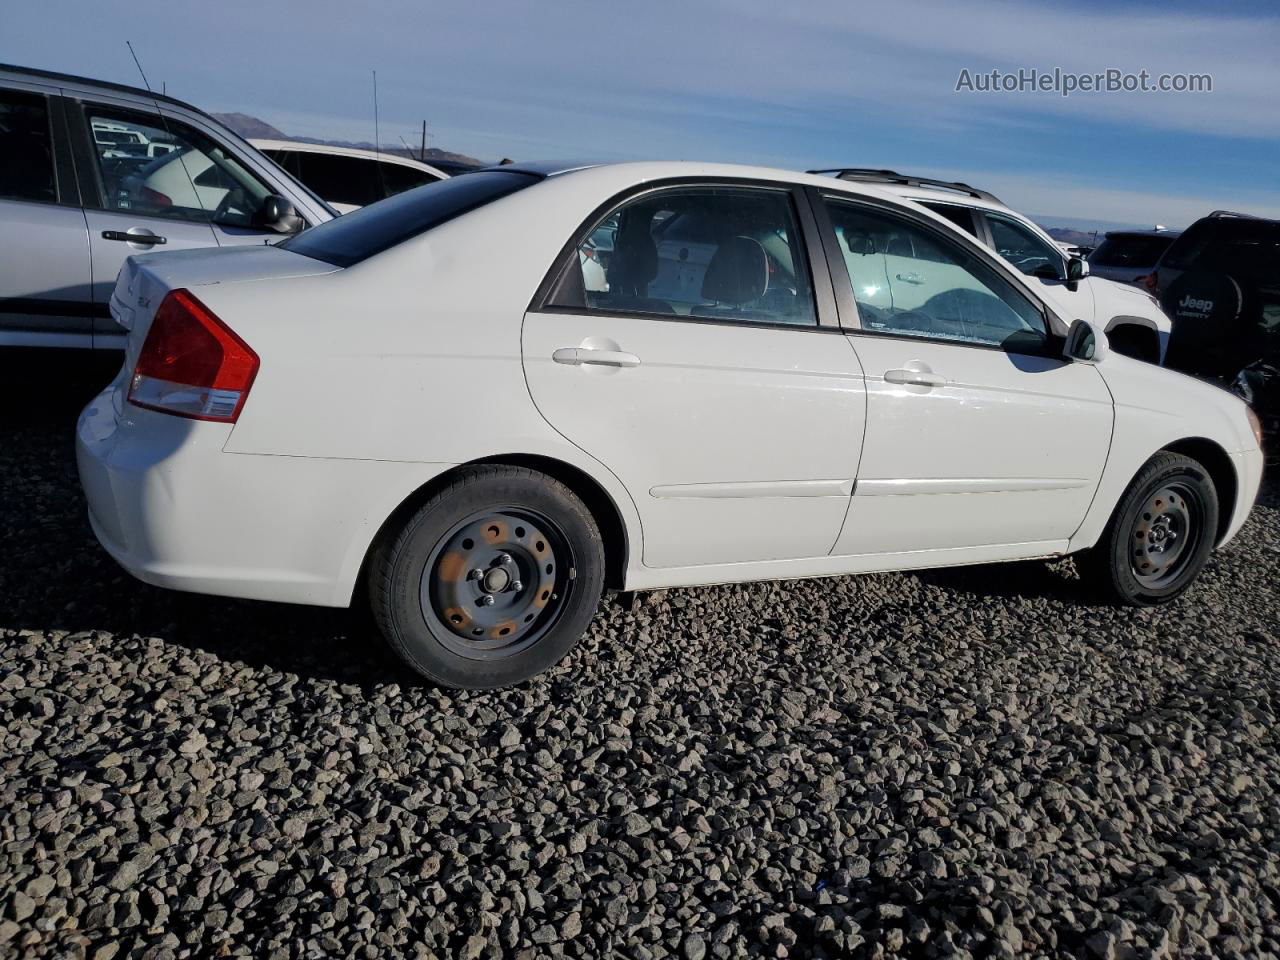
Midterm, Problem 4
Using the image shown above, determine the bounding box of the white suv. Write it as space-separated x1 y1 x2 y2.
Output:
810 169 1172 364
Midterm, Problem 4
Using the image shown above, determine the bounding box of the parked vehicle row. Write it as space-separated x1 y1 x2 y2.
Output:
0 63 336 350
75 162 1264 689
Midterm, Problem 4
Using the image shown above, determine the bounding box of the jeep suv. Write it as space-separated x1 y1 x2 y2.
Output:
0 64 335 350
809 169 1172 364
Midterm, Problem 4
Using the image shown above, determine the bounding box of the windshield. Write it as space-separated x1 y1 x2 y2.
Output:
282 171 537 267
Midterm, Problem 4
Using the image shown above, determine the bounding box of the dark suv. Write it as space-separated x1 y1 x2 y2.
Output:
1151 211 1280 437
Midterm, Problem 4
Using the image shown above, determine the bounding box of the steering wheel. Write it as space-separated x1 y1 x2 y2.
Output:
212 186 250 224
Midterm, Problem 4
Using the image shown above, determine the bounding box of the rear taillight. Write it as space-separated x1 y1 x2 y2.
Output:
1140 272 1158 294
128 289 259 423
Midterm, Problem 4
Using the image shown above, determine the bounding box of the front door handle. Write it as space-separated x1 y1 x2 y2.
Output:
102 230 167 246
553 347 641 368
884 367 946 388
895 272 923 285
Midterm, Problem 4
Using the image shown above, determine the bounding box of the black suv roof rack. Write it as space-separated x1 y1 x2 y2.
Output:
807 168 1003 205
0 62 203 117
1207 209 1265 221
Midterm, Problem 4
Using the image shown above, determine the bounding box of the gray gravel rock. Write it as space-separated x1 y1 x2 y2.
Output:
2 364 1279 958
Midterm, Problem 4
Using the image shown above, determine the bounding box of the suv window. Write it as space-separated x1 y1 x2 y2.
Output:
824 199 1048 352
297 152 383 208
551 186 817 327
283 170 535 267
1089 233 1176 268
984 212 1063 277
380 162 440 198
85 109 274 226
920 202 978 237
0 89 57 204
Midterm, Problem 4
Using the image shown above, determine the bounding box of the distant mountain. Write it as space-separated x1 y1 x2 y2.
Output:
213 113 482 169
1045 226 1104 249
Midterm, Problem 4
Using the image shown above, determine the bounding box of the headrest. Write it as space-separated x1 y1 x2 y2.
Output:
606 218 658 295
702 235 768 305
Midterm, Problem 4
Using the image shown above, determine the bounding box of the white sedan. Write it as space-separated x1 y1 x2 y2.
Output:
77 162 1265 689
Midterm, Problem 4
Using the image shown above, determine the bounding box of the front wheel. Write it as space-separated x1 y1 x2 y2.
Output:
369 466 605 689
1079 451 1219 606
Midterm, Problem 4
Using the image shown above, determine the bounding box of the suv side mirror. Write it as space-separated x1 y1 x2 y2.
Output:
1066 256 1089 282
254 195 305 235
1064 318 1108 363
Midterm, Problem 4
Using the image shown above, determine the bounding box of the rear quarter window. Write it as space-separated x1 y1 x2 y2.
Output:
282 170 536 267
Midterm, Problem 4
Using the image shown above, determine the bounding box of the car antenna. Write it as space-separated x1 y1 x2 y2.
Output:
125 41 208 222
372 69 388 198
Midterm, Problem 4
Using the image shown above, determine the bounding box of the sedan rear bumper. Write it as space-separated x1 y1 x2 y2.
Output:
76 384 454 607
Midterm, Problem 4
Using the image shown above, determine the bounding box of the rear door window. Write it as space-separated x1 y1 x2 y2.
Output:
0 88 57 204
550 185 817 327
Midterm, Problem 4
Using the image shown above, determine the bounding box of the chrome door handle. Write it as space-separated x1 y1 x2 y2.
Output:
552 347 641 368
895 272 923 284
102 230 166 245
884 368 946 387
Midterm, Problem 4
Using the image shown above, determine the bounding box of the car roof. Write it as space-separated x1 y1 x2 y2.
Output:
510 160 929 202
0 62 209 117
250 139 448 178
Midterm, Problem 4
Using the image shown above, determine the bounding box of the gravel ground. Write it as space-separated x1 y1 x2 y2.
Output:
2 358 1278 960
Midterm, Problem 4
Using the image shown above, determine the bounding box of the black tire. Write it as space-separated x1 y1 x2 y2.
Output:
1079 452 1219 606
368 465 605 689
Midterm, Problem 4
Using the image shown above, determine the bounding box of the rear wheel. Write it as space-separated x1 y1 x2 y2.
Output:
369 466 605 689
1079 451 1218 605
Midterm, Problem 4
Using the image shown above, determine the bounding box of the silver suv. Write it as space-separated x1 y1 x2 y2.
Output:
808 169 1173 364
0 64 335 350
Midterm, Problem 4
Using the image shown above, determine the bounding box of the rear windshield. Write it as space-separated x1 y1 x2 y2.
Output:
1089 234 1176 268
282 170 537 267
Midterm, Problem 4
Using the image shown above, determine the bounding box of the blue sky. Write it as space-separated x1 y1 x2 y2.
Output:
6 0 1278 230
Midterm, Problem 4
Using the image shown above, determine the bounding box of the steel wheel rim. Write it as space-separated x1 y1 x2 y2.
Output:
420 508 574 661
1130 481 1204 588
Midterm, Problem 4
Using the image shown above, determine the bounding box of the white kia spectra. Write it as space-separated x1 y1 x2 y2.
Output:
76 162 1265 689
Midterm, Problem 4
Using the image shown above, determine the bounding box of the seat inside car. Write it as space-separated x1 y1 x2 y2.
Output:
601 212 675 314
692 235 770 319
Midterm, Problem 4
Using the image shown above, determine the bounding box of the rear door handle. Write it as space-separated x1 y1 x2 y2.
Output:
895 272 923 284
552 347 641 368
102 230 166 245
884 368 946 387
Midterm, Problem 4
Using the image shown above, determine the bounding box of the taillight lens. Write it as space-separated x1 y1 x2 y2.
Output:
128 289 259 423
1141 272 1158 294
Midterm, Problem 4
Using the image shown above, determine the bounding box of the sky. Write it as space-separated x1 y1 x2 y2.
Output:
5 0 1279 231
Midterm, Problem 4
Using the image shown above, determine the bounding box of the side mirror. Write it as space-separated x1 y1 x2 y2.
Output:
1064 318 1109 363
254 195 304 235
1066 256 1089 282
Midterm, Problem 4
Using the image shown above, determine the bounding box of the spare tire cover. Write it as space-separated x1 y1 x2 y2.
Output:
1161 270 1246 376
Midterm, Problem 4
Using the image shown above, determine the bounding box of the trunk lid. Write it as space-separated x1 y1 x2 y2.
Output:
108 244 338 413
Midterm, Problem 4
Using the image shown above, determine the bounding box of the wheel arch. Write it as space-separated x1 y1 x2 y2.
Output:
1160 436 1237 544
357 454 632 599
